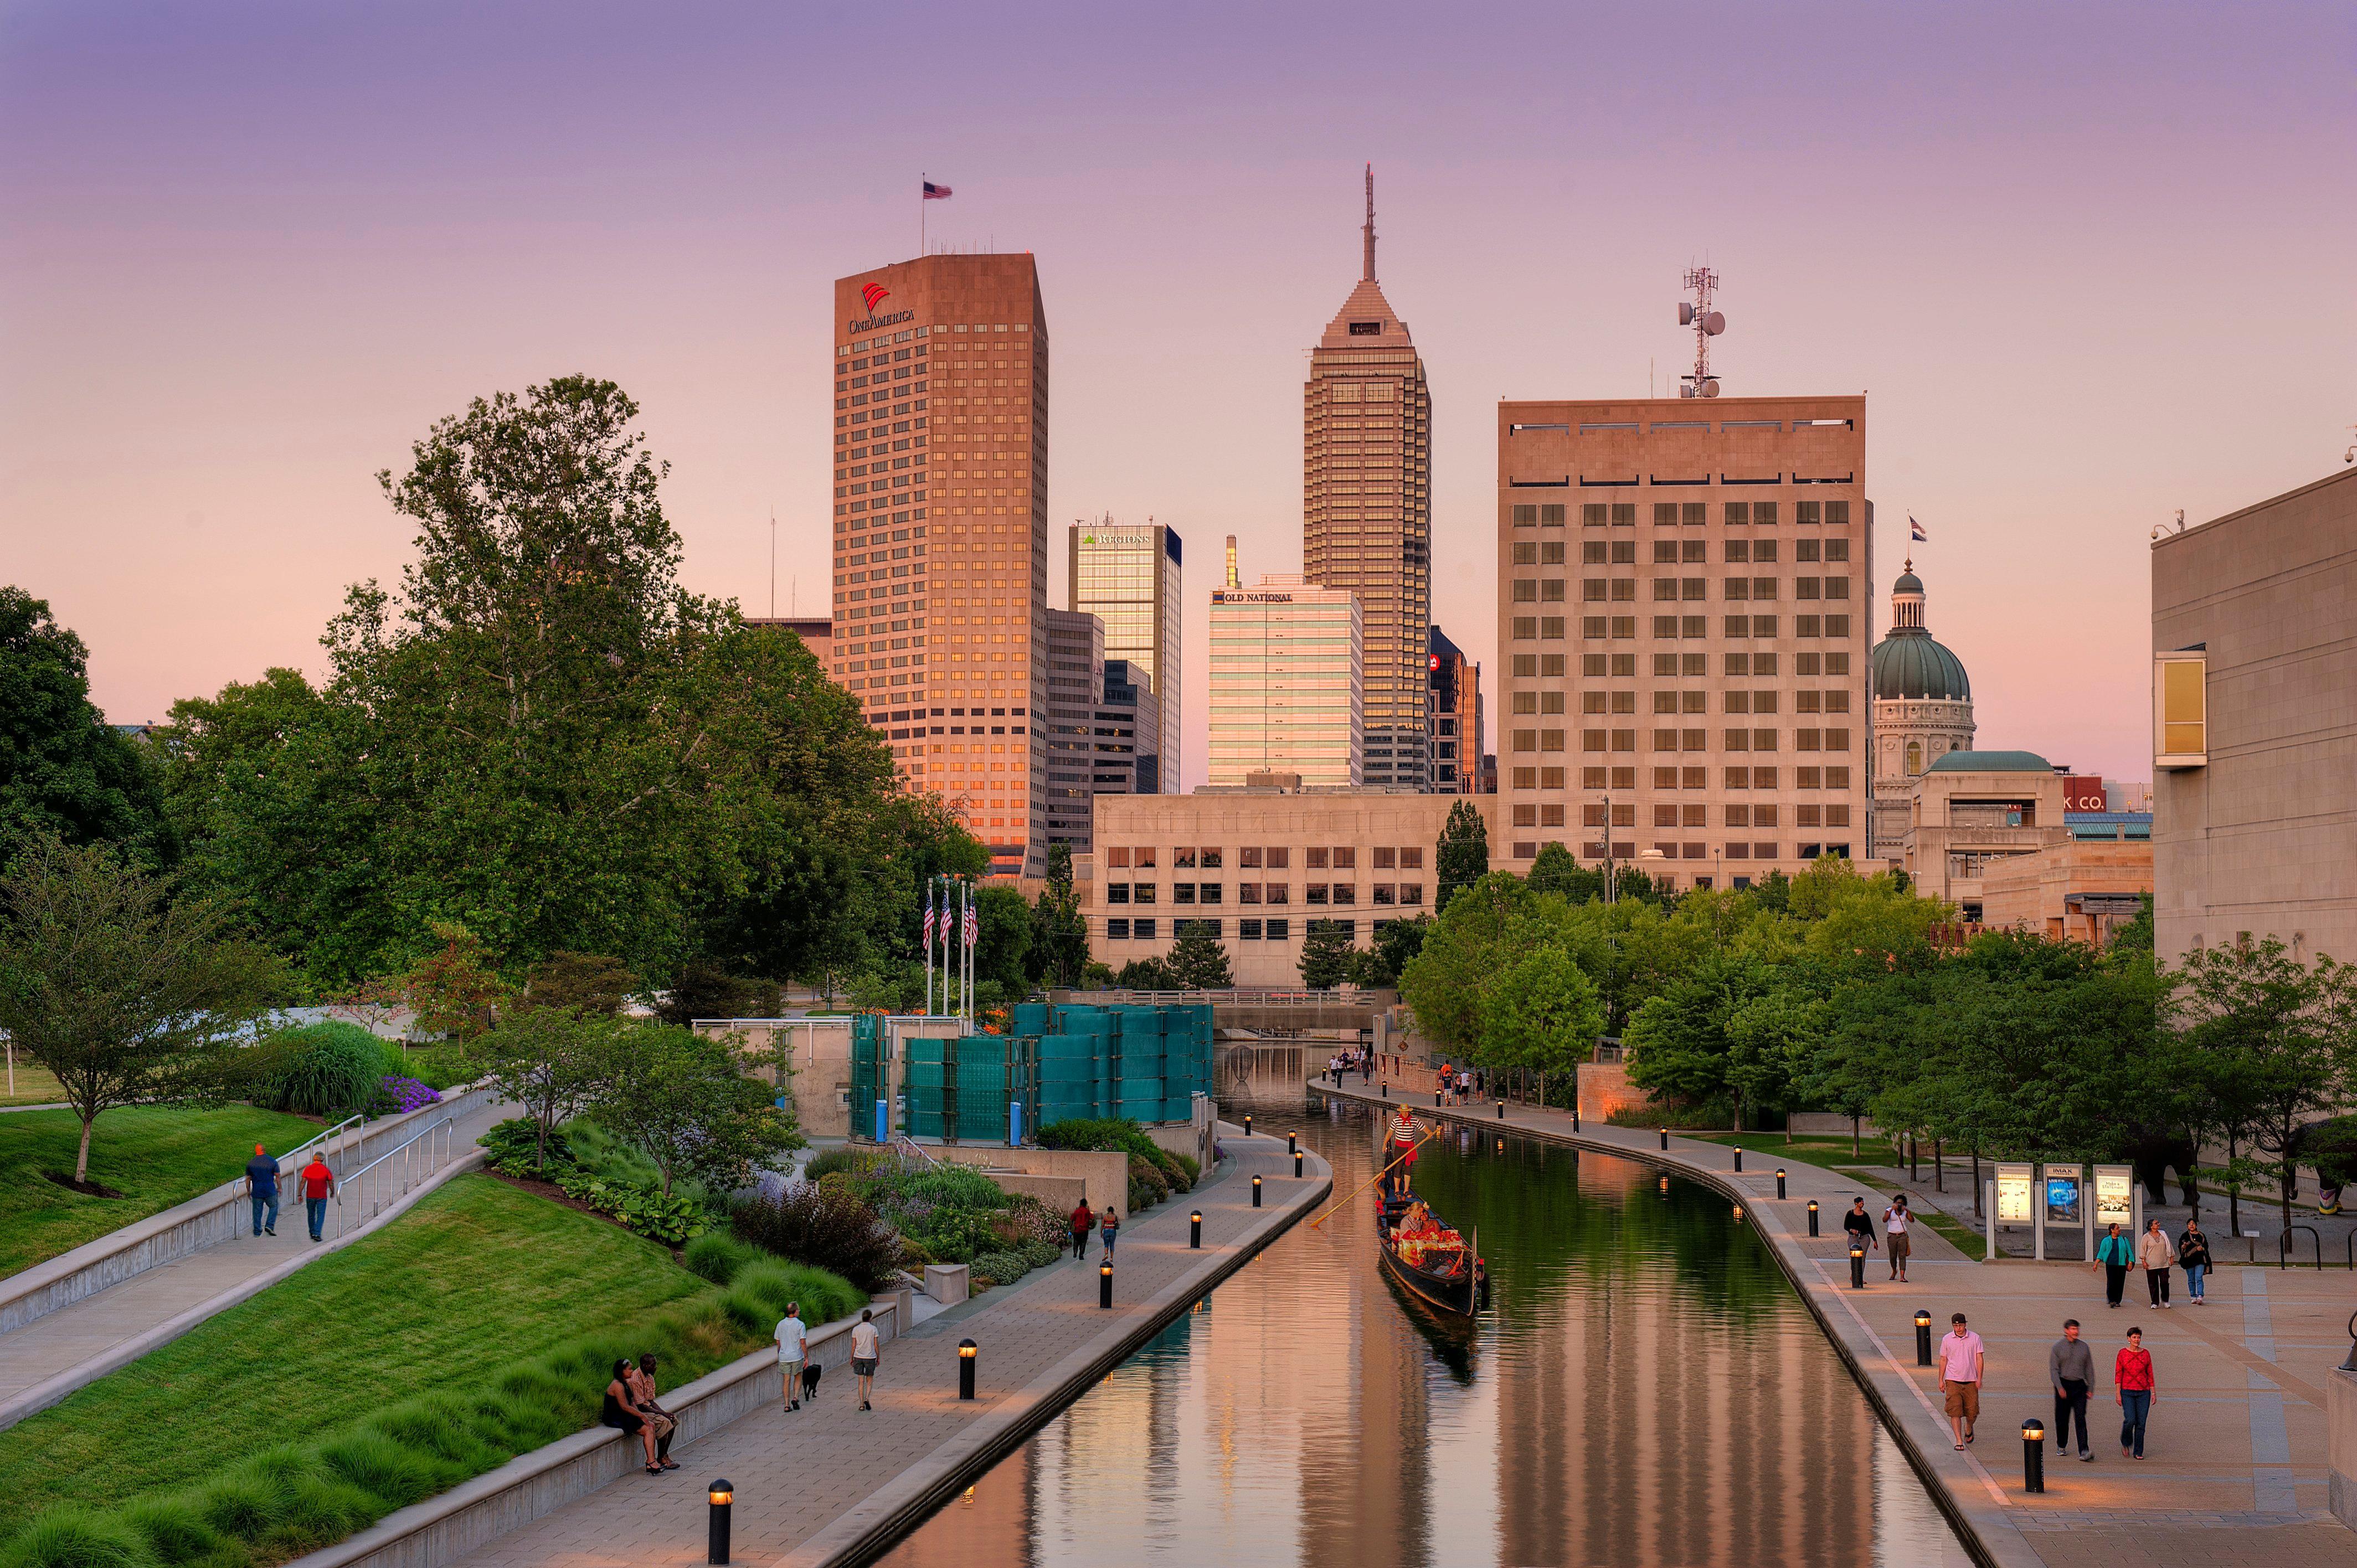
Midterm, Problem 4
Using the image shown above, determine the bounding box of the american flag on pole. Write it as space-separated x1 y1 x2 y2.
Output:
921 886 935 947
923 180 953 200
963 899 978 949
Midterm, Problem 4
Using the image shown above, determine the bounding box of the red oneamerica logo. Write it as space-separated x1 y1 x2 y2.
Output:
860 283 890 312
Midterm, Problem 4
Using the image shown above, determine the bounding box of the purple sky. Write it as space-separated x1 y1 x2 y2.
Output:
6 1 2351 784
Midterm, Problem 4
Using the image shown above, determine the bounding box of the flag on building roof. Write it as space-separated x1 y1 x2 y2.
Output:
923 180 953 200
1910 515 1928 541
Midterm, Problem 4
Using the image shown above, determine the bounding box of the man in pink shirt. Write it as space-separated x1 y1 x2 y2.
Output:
1938 1312 1985 1450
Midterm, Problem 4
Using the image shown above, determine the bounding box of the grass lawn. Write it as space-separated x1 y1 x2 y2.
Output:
0 1059 65 1108
0 1174 725 1533
1682 1133 1991 1260
0 1104 327 1278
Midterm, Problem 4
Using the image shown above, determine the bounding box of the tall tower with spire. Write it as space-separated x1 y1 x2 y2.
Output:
1303 165 1434 790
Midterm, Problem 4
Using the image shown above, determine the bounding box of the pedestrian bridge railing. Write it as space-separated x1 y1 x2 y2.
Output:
332 1114 460 1239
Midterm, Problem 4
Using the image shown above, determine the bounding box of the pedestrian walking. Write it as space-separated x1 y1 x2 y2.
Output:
2116 1327 2155 1458
2178 1220 2212 1306
626 1354 679 1470
2137 1219 2176 1308
299 1153 336 1242
1842 1197 1879 1259
1882 1194 1914 1282
1360 1051 1372 1086
245 1143 280 1237
1100 1206 1121 1261
850 1308 881 1411
1069 1199 1094 1260
2093 1222 2133 1307
775 1302 807 1411
1938 1313 1985 1451
2049 1318 2095 1461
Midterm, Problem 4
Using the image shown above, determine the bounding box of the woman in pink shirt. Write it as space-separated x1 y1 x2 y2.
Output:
2115 1327 2155 1458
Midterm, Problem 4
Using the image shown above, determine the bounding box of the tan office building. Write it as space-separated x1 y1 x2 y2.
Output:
1494 396 1871 887
1898 750 2068 919
828 254 1049 876
1084 787 1480 986
1207 573 1363 788
1303 169 1432 791
2152 467 2357 964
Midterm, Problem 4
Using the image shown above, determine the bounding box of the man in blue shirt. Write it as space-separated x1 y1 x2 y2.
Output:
245 1143 280 1237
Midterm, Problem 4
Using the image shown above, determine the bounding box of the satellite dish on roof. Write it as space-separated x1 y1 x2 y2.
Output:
1677 302 1695 326
1701 378 1721 398
1701 311 1726 336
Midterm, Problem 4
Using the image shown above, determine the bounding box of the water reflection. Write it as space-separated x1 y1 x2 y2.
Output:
878 1107 1972 1568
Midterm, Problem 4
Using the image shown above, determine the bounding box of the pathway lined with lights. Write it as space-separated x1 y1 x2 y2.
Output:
441 1127 1328 1568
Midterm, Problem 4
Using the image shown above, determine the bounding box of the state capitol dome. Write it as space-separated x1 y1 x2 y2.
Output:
1871 563 1972 701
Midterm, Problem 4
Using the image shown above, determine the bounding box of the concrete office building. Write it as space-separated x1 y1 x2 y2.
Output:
1428 626 1480 794
2152 467 2357 964
1069 520 1182 791
1042 608 1104 852
1208 571 1363 788
1303 168 1432 791
1494 396 1871 886
828 254 1048 877
1899 751 2068 920
1867 563 1975 863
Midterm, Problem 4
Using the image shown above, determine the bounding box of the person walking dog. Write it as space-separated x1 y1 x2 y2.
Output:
2116 1327 2156 1458
2093 1223 2133 1307
2138 1218 2176 1309
775 1302 807 1411
2049 1319 2095 1461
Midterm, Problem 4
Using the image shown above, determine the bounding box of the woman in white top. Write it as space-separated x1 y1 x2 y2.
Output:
2137 1218 2178 1309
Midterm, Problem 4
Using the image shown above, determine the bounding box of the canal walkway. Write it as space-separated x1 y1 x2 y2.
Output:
423 1128 1329 1568
1318 1076 2357 1568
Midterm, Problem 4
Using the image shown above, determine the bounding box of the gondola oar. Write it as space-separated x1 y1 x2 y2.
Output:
1310 1127 1442 1229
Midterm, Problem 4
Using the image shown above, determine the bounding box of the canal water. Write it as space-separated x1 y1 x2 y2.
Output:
877 1105 1974 1568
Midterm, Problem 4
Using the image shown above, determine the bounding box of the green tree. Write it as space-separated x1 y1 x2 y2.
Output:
391 920 509 1040
467 1006 613 1169
1398 872 1536 1050
587 1023 798 1196
1113 957 1176 990
1299 921 1355 989
1348 915 1431 988
523 951 636 1016
1480 948 1604 1076
972 884 1034 994
0 837 283 1183
1027 843 1090 988
1166 925 1233 988
1623 951 1778 1128
1434 800 1489 914
0 588 172 867
1525 843 1602 904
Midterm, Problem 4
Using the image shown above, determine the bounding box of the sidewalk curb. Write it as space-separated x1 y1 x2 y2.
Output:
1315 1080 2044 1568
0 1151 489 1435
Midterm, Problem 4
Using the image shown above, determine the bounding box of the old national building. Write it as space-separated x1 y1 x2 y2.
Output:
1869 561 1974 863
2151 467 2357 965
1303 167 1432 791
1207 569 1363 788
1069 519 1181 791
829 253 1048 878
1493 395 1871 888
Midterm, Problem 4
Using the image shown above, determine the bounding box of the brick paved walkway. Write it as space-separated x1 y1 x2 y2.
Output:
444 1131 1327 1568
1321 1077 2357 1568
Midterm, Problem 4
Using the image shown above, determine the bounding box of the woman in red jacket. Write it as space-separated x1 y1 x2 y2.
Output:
2115 1327 2155 1458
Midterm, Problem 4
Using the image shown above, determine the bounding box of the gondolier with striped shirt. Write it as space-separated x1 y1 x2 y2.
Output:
1386 1107 1419 1197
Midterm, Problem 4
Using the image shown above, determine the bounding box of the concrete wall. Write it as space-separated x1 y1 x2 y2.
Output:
1577 1061 1649 1125
931 1146 1130 1216
1977 839 2154 945
701 1019 856 1139
2331 1368 2357 1531
2152 467 2357 967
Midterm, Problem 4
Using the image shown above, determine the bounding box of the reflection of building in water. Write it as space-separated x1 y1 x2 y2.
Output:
880 1443 1029 1568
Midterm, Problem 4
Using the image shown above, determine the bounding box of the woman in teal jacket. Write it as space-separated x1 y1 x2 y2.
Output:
2091 1223 2134 1308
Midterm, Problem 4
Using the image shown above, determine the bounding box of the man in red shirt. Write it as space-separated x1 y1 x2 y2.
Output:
300 1155 337 1242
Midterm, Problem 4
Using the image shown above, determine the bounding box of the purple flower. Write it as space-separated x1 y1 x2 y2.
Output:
380 1075 441 1113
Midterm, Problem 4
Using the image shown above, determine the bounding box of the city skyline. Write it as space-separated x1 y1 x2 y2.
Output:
6 3 2351 787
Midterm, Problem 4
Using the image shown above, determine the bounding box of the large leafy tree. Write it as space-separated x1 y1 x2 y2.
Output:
1434 800 1489 914
1027 843 1090 988
0 837 284 1182
0 589 172 868
1165 926 1233 989
588 1023 798 1197
1480 948 1604 1076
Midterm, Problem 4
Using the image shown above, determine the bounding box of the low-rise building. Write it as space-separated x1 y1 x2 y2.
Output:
1899 750 2069 921
1977 839 2154 947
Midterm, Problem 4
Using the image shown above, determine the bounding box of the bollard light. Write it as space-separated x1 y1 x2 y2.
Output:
1381 1083 1389 1100
1776 1168 1787 1200
1735 1146 1744 1173
1243 1115 1253 1139
1287 1131 1298 1156
1808 1199 1820 1237
1849 1242 1867 1290
1659 1128 1669 1151
1495 1138 1504 1154
1190 1210 1203 1249
1294 1149 1304 1178
2021 1421 2046 1493
1572 1103 1581 1132
1914 1311 1933 1366
958 1339 978 1400
1434 1090 1443 1107
708 1480 734 1565
1252 1174 1263 1208
1099 1262 1113 1309
1732 1204 1745 1223
1497 1100 1506 1120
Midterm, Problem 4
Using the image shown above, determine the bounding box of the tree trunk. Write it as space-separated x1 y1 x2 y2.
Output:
2228 1131 2241 1237
1933 1138 1943 1193
1852 1115 1861 1158
1910 1134 1919 1182
1971 1145 1983 1218
76 1113 95 1184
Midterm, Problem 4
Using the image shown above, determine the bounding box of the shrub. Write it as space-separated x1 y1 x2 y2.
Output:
1017 1239 1061 1270
682 1232 759 1287
1037 1117 1193 1192
720 1258 864 1332
480 1117 571 1171
1126 1155 1170 1209
730 1185 902 1292
263 1023 390 1120
970 1250 1029 1287
367 1077 441 1117
991 1195 1067 1250
0 1509 157 1568
802 1147 893 1182
115 1501 219 1568
900 1205 1002 1265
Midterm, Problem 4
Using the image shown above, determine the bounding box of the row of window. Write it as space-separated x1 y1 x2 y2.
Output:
1100 845 1424 870
1511 689 1853 716
1507 651 1853 679
1506 765 1854 791
1511 615 1856 640
1510 502 1854 527
1511 576 1853 604
1504 840 1854 863
1104 917 1396 942
1509 803 1853 829
1510 727 1855 753
1514 538 1853 566
1103 883 1428 907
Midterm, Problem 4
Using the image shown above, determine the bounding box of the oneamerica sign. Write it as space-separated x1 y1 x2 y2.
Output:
846 310 915 333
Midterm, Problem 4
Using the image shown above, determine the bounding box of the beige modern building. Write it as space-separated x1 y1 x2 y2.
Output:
1084 786 1485 986
2152 467 2357 964
1979 838 2154 947
1208 571 1363 788
1898 750 2068 920
1494 395 1871 888
829 253 1049 877
1069 519 1182 791
1303 168 1432 791
1867 562 1974 863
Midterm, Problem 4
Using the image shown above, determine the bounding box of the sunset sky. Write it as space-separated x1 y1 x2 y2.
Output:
4 1 2350 784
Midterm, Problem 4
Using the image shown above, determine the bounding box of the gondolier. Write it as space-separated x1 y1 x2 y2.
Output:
1386 1107 1419 1196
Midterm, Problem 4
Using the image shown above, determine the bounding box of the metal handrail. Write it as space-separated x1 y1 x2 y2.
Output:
332 1113 459 1239
212 1112 367 1203
2278 1224 2322 1270
2345 1231 2355 1272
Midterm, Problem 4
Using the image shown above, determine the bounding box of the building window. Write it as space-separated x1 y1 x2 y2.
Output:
1174 919 1221 939
1107 919 1130 940
1107 884 1130 905
1373 883 1396 905
1332 884 1357 905
1265 919 1291 941
1132 884 1156 904
1132 919 1156 941
1266 847 1290 869
1906 740 1923 775
1265 883 1290 905
2155 652 2206 767
1239 919 1263 941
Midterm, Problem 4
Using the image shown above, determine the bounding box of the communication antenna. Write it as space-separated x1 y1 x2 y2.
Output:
1675 267 1726 398
2344 421 2355 465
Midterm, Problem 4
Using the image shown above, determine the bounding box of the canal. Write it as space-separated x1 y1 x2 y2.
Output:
878 1104 1974 1568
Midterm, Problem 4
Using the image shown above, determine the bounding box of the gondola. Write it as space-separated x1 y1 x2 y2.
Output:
1376 1188 1486 1318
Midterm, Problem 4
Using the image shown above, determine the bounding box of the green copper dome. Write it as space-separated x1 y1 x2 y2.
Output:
1927 749 2051 773
1872 628 1972 701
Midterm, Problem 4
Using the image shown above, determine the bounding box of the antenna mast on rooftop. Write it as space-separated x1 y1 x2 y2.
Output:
1362 164 1376 282
1676 268 1726 398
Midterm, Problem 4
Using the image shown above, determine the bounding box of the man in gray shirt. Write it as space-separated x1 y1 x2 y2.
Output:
2050 1318 2095 1460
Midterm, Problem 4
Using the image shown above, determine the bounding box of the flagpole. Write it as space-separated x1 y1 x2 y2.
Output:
923 879 933 1017
920 172 925 257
